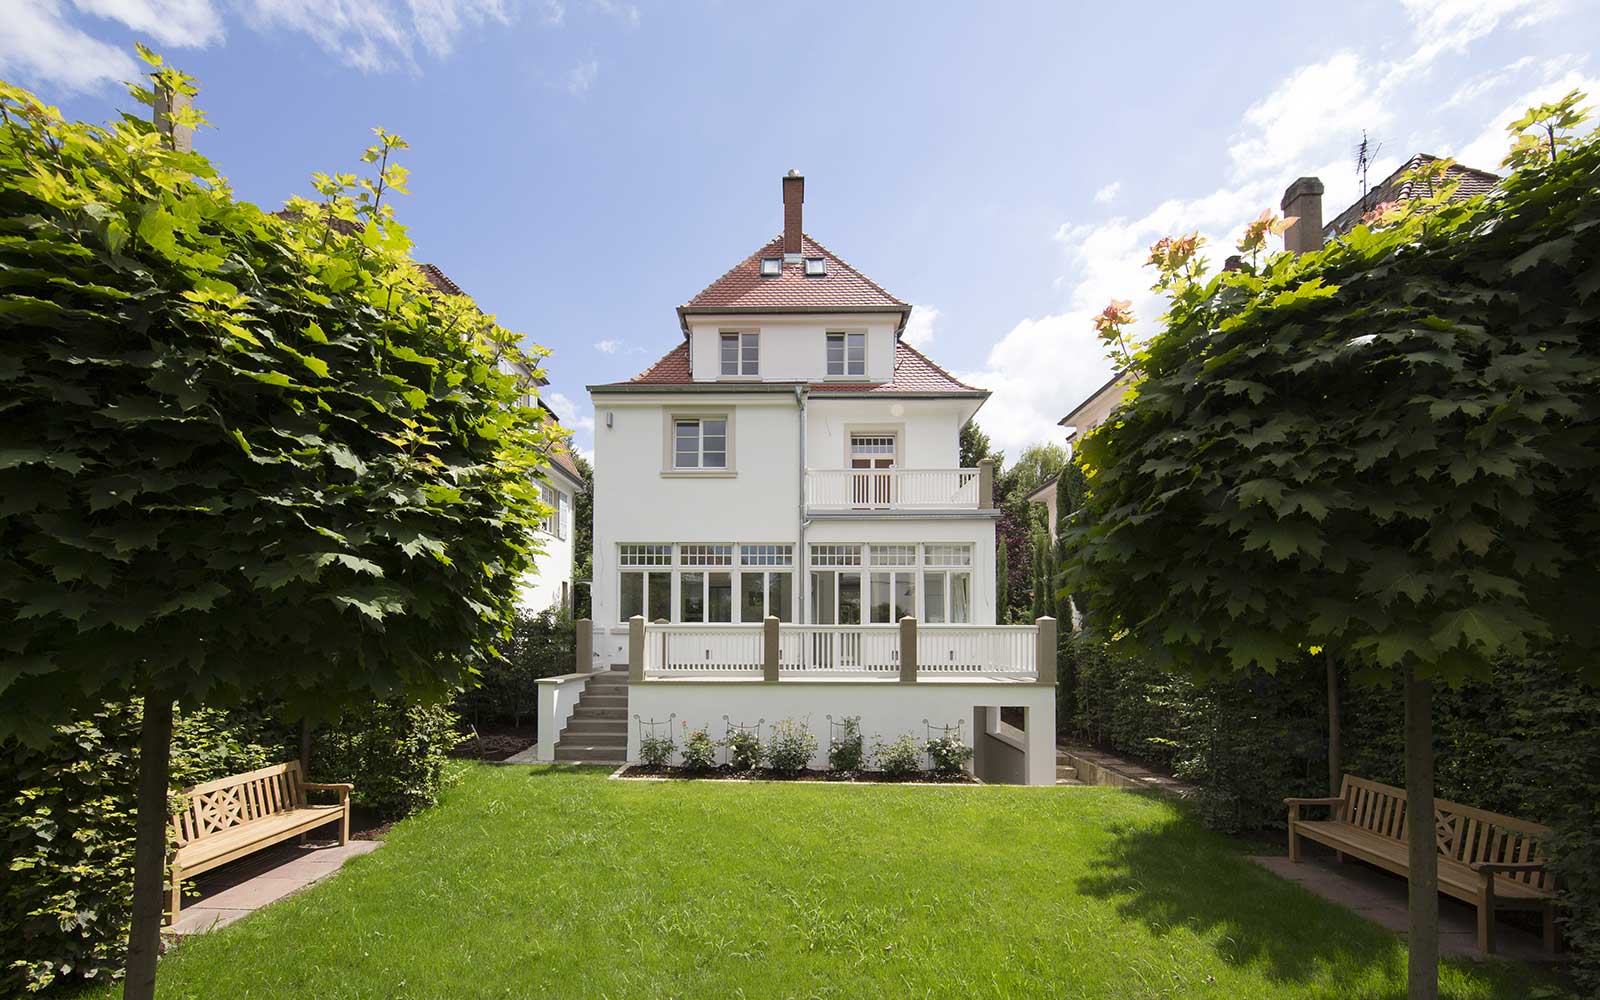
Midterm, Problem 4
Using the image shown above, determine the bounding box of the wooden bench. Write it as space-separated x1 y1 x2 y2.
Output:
168 761 352 924
1286 774 1558 954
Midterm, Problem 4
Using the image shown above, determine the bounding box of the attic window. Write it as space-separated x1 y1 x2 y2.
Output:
804 257 827 276
760 257 782 277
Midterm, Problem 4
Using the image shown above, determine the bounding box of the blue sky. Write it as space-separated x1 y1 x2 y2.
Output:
6 0 1598 460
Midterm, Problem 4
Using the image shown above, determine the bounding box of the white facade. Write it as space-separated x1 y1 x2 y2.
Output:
565 176 1055 783
518 461 581 614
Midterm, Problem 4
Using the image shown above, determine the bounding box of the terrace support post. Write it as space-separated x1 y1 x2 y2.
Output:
627 615 645 683
978 458 995 509
763 616 780 683
576 618 593 674
1035 616 1057 684
899 616 918 683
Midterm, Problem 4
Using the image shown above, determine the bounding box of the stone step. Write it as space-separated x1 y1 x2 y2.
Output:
570 706 626 720
564 719 627 735
554 744 625 762
577 694 629 709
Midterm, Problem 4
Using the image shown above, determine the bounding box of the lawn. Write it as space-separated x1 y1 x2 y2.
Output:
114 765 1551 999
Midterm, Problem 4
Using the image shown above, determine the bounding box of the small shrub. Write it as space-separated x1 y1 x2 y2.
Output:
828 716 865 773
638 732 673 768
312 698 463 818
680 725 717 772
925 735 974 779
767 718 818 773
874 733 923 780
723 729 764 771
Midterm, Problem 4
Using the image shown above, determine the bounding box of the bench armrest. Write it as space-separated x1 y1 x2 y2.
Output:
303 782 353 803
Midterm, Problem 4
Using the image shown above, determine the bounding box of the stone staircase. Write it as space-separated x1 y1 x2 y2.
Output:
553 667 629 764
1056 750 1081 785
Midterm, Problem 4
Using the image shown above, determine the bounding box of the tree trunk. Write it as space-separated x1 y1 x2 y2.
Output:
298 718 312 774
1405 670 1439 1000
123 696 174 1000
1326 650 1342 796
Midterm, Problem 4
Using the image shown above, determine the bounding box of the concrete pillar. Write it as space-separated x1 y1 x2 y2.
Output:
1035 616 1057 685
899 616 918 683
575 618 593 674
1280 177 1325 254
763 615 780 683
978 458 995 509
153 83 193 153
627 615 644 682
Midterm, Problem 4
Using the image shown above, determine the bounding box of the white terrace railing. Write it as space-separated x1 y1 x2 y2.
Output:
634 618 1051 682
804 468 984 511
643 625 765 676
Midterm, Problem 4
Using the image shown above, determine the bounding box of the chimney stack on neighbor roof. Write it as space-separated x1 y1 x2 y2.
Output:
782 170 804 256
1280 177 1325 254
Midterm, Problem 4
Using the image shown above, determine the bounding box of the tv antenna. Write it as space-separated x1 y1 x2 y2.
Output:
1355 131 1384 213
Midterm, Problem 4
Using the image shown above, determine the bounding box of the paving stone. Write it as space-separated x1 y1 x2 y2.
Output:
169 840 382 938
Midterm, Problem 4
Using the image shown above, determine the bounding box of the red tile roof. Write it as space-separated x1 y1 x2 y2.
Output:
681 233 909 318
596 341 983 395
549 444 584 482
1326 153 1499 237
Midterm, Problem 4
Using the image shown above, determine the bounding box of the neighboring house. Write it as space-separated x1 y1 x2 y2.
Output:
521 400 585 615
552 172 1057 782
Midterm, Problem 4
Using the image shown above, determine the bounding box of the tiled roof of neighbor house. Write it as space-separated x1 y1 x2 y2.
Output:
549 445 584 482
417 262 465 296
1325 153 1499 237
681 233 909 316
597 340 984 395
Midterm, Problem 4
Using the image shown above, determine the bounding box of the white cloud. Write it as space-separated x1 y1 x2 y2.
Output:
1451 67 1600 170
0 0 140 93
590 0 638 27
1229 51 1389 179
1092 181 1120 205
1399 0 1561 64
546 391 595 433
593 338 622 354
566 56 598 95
902 305 940 348
242 0 512 71
537 0 564 25
71 0 223 46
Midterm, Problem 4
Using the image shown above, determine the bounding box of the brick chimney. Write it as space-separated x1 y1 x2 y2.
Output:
1280 177 1325 254
782 170 804 256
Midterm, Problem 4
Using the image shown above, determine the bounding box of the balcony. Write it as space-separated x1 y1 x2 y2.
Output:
804 465 991 513
630 617 1051 683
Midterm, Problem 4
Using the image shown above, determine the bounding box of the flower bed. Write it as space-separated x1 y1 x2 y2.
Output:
615 764 979 784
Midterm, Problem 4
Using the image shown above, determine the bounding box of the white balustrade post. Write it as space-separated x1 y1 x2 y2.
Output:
899 616 918 683
576 618 593 674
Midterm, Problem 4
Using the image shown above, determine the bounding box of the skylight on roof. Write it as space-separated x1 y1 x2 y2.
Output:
760 257 782 277
804 257 827 276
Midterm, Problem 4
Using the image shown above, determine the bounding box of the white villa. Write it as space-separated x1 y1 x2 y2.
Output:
543 172 1056 783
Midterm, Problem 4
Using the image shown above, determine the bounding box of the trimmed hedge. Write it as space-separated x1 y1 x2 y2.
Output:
1065 629 1600 988
310 699 463 819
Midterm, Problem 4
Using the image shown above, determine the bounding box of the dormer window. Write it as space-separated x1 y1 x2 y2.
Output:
804 257 827 277
720 332 758 376
759 257 781 277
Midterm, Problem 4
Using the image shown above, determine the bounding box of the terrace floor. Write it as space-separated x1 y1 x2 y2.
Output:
111 765 1561 999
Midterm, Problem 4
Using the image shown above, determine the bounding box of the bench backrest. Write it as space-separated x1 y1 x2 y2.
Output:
1337 774 1555 892
172 761 308 846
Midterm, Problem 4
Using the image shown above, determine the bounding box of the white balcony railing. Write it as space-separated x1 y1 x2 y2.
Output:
638 621 1044 680
805 468 981 511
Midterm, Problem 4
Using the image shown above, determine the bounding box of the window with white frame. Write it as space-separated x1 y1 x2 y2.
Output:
619 544 672 622
538 482 559 535
807 542 973 625
673 416 727 469
826 332 866 376
616 543 793 623
720 332 759 376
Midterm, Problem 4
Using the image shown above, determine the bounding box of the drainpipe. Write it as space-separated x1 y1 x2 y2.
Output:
795 384 809 624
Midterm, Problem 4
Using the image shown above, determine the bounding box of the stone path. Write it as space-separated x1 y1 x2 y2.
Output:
168 839 381 936
1251 853 1557 962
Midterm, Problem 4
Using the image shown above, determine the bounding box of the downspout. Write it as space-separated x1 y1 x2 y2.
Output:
795 384 809 624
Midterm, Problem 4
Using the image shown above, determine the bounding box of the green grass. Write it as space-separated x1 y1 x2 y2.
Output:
115 765 1554 999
